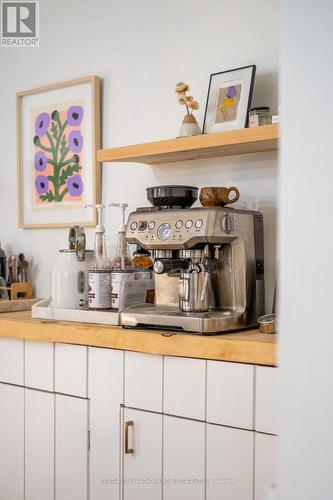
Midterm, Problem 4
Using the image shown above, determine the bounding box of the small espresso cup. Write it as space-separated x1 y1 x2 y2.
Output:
200 186 240 207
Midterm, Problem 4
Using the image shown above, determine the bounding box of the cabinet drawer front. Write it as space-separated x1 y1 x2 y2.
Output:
255 366 279 435
207 361 254 430
254 433 277 500
0 337 24 385
164 356 206 420
25 341 54 391
206 423 254 500
54 343 87 397
124 351 163 412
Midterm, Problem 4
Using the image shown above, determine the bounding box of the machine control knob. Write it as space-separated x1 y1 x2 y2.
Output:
195 219 203 229
130 221 138 231
175 220 183 229
185 219 193 229
157 223 172 241
148 221 156 230
138 220 147 231
223 214 235 234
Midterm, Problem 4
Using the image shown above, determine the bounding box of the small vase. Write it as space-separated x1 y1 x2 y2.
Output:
179 114 201 137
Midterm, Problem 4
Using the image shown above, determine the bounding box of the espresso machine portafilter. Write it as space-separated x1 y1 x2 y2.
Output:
121 205 265 334
153 247 217 313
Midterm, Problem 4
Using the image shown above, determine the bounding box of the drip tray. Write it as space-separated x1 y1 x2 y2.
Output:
121 305 251 335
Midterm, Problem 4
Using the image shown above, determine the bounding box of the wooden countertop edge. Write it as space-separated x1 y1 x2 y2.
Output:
0 313 277 366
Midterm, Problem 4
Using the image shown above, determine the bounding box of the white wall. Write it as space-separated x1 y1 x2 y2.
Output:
279 1 333 499
0 0 279 308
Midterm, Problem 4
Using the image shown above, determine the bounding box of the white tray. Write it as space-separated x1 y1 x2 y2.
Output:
32 298 120 325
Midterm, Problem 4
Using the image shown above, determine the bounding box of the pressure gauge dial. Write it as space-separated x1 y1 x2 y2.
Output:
157 223 172 241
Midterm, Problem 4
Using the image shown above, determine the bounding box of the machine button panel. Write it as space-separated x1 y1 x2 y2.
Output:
127 210 208 247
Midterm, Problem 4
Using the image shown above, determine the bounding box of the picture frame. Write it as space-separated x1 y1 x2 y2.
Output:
17 75 101 228
202 65 256 134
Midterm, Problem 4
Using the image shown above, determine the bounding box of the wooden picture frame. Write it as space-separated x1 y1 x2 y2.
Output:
203 65 256 134
17 75 101 228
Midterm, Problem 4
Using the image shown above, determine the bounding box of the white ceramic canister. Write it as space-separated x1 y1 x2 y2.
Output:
51 249 94 309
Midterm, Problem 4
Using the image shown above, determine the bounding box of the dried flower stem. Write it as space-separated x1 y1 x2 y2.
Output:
175 82 199 115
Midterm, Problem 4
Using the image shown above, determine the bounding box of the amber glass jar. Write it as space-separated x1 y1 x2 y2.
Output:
132 246 153 269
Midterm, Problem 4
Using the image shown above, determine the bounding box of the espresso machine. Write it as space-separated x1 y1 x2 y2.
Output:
121 186 265 334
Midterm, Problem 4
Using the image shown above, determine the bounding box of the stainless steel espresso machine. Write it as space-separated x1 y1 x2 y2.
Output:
121 186 265 334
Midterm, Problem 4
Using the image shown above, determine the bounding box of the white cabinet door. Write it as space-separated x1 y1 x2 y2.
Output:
164 357 206 420
255 367 279 435
25 341 54 391
206 423 254 500
124 352 163 412
89 347 124 500
0 337 24 385
55 343 88 397
25 389 54 500
255 433 277 500
163 415 205 500
55 394 88 500
0 383 24 500
122 408 162 500
207 361 254 430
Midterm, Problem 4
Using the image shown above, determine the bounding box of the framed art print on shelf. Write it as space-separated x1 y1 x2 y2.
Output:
202 65 256 134
17 75 101 228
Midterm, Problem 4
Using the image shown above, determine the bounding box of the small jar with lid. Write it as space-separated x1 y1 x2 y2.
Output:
132 246 153 269
248 107 272 128
132 246 153 280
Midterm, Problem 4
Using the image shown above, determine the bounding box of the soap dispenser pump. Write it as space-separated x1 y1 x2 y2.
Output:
108 203 133 271
86 203 112 310
108 203 134 310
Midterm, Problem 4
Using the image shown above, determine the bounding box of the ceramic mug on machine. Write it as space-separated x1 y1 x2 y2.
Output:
51 226 93 309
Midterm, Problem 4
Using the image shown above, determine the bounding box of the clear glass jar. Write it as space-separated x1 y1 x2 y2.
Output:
248 107 272 127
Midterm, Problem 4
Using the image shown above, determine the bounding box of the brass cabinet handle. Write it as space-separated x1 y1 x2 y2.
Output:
124 420 134 454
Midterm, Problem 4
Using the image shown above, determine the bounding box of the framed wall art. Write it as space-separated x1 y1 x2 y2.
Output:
17 75 101 228
203 65 256 134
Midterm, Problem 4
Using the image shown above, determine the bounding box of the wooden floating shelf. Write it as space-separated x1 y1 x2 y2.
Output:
97 124 278 165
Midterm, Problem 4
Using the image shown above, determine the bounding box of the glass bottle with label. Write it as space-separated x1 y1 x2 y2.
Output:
86 204 112 310
109 203 134 310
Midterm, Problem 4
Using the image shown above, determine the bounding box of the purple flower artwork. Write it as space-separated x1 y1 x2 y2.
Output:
68 130 83 153
67 106 84 126
33 105 84 203
35 112 50 137
67 174 83 196
34 151 48 171
35 175 49 194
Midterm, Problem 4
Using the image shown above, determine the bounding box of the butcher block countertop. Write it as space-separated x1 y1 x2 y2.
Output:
0 311 277 366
